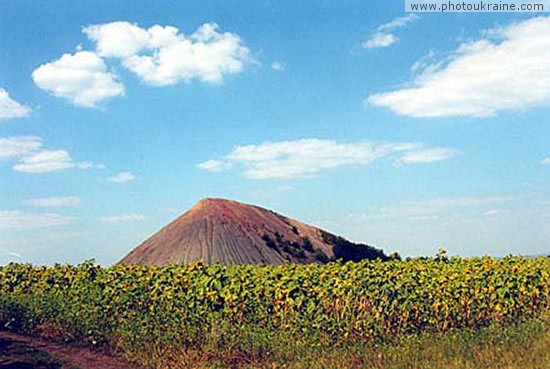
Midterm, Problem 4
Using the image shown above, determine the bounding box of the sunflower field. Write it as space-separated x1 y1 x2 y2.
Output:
0 256 548 367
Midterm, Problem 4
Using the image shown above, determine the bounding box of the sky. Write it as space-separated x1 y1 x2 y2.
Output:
1 1 549 265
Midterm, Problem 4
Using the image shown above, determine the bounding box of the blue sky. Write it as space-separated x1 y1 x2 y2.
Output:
1 1 549 265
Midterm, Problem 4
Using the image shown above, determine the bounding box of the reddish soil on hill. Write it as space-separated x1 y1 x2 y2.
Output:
121 198 343 266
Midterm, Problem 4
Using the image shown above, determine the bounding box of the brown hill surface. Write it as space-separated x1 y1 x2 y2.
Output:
120 198 386 266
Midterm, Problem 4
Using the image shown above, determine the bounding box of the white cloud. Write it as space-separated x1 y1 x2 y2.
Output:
84 21 251 86
197 160 231 172
316 193 548 258
396 147 459 164
77 161 105 169
541 157 550 165
101 213 145 223
83 21 151 59
107 171 135 183
0 135 100 173
483 209 504 217
25 196 80 208
0 136 42 159
13 150 75 173
363 14 418 49
32 50 124 107
363 33 398 49
377 14 419 32
271 61 285 71
0 88 31 120
368 17 550 117
0 210 73 229
199 138 456 179
363 196 512 221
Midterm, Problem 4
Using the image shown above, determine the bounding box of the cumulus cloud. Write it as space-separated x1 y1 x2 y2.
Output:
198 138 457 179
0 135 102 173
25 196 80 208
541 157 550 165
363 14 418 49
0 88 31 120
83 21 151 59
83 21 251 85
13 150 75 173
101 213 145 223
31 21 250 106
0 210 73 229
107 171 135 183
368 17 550 117
32 51 124 107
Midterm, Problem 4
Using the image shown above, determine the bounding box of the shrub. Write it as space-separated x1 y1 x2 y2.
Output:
314 249 329 263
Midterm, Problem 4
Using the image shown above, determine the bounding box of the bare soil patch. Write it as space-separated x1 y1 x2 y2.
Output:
0 331 137 369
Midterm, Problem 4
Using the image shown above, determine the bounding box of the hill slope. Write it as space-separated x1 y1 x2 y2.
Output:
120 198 386 266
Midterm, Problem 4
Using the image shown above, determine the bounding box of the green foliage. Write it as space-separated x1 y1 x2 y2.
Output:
436 247 450 262
314 249 329 263
320 230 388 262
261 234 277 250
0 257 548 368
302 237 314 252
389 252 402 261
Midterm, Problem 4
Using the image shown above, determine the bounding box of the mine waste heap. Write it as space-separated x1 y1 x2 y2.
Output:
120 198 387 266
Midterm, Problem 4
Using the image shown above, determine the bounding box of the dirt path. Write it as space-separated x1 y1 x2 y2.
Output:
0 331 139 369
